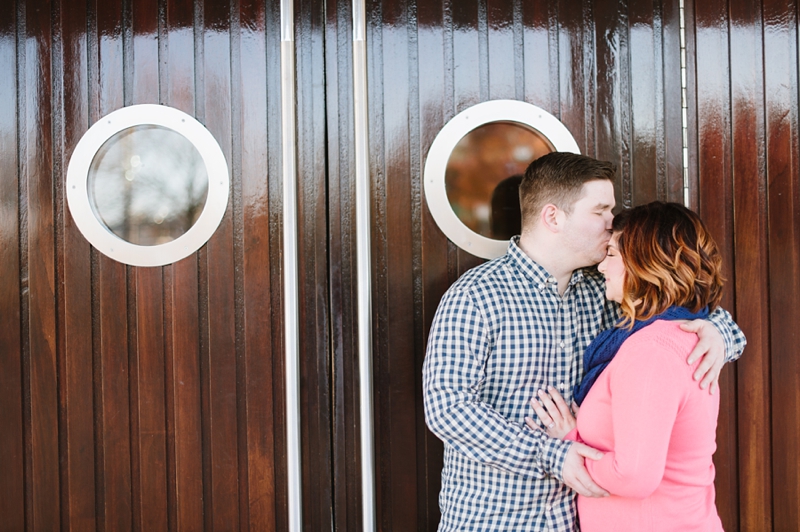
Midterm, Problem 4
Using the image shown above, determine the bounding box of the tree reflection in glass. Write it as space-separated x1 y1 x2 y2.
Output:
88 125 209 246
445 122 553 240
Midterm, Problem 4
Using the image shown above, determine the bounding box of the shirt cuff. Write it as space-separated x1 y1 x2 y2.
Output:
540 436 574 482
708 308 746 362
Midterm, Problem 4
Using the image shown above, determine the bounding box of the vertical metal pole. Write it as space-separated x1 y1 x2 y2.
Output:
280 1 302 530
679 0 690 207
352 1 376 531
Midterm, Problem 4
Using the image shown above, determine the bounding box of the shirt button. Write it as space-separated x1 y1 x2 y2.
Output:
559 382 565 390
546 504 552 511
538 283 544 290
559 341 565 348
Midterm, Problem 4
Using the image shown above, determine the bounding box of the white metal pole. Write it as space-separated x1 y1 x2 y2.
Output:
280 1 302 530
352 1 376 531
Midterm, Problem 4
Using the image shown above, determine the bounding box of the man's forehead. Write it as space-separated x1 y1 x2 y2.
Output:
577 179 615 207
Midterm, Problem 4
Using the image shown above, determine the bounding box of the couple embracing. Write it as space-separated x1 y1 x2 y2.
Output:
423 152 745 532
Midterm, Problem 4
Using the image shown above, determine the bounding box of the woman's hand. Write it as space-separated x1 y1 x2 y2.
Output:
526 386 577 439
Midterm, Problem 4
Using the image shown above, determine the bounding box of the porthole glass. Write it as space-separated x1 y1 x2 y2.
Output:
88 125 209 246
424 100 580 259
444 122 553 240
67 104 229 267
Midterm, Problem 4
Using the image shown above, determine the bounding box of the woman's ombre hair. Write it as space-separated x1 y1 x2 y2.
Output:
612 202 724 327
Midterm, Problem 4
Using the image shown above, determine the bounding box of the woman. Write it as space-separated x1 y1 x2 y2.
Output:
529 201 725 531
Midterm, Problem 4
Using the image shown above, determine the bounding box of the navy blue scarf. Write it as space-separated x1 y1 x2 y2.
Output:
573 305 709 406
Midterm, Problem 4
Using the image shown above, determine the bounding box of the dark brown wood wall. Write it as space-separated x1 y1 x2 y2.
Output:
0 0 289 529
686 0 800 530
1 0 798 531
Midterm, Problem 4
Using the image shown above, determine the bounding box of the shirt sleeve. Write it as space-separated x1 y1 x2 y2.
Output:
707 307 747 362
423 286 573 481
584 338 686 498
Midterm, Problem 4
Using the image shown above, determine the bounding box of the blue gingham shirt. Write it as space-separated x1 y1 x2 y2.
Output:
423 238 745 532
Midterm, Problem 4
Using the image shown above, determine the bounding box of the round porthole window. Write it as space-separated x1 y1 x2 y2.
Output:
67 104 229 267
424 100 580 259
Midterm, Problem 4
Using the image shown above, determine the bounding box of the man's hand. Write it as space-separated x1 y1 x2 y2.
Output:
681 319 725 394
562 443 608 498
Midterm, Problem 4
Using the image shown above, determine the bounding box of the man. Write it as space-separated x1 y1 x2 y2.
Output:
423 152 745 531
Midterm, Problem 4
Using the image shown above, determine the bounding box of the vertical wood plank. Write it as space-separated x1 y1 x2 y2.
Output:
521 0 556 111
368 2 389 529
417 4 450 529
229 1 248 527
373 0 419 528
131 0 159 104
556 0 587 152
296 0 334 528
128 1 169 530
486 0 515 100
59 0 97 528
200 1 239 528
580 1 596 155
660 0 683 203
687 1 739 529
264 0 288 529
24 0 61 527
451 0 479 113
0 3 25 529
164 256 203 531
592 0 629 205
763 0 800 529
415 1 447 528
51 1 66 527
132 266 168 531
369 0 389 527
162 0 204 529
237 0 278 528
450 0 483 276
440 0 460 283
640 0 680 201
96 252 133 532
94 0 134 527
728 1 772 529
324 0 360 529
627 0 660 203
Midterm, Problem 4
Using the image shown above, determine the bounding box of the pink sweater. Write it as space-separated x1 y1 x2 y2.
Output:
573 320 723 532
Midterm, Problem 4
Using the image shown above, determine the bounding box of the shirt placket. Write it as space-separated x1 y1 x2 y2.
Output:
548 277 574 402
542 277 573 532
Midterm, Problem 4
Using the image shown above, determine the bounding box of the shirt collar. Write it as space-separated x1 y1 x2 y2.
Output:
507 237 586 292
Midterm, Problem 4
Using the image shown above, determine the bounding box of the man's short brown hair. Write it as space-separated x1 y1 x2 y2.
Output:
519 152 616 226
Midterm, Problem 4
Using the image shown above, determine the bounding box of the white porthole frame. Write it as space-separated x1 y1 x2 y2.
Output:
66 104 229 267
423 99 580 259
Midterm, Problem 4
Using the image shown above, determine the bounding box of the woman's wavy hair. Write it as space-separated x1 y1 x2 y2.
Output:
612 201 724 327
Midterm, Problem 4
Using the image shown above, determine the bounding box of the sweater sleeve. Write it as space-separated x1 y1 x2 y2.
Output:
585 333 689 498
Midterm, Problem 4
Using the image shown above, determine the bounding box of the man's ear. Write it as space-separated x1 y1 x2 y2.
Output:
541 204 561 233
